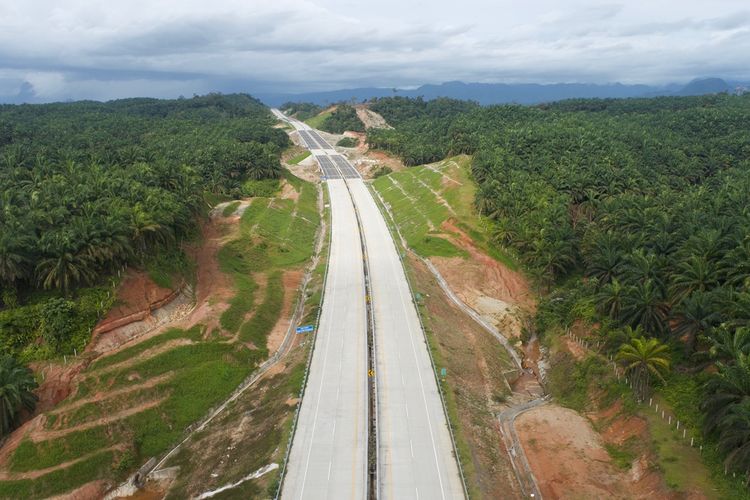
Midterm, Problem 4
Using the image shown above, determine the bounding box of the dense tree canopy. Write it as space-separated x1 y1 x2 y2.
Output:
0 93 286 359
280 102 323 121
317 104 365 134
369 93 750 475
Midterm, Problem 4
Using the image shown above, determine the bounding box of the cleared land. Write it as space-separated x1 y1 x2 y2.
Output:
372 156 533 339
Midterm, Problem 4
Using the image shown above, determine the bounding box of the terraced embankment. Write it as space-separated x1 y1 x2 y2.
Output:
0 174 321 498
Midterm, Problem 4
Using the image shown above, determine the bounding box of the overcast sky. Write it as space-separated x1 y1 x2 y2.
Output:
0 0 748 102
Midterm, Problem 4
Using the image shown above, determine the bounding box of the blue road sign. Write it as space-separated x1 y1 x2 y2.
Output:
296 325 315 334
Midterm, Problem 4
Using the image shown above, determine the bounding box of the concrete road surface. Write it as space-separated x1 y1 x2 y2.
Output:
281 179 369 500
277 108 463 499
348 180 465 500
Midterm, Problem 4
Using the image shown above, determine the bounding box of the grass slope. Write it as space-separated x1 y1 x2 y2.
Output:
372 155 516 267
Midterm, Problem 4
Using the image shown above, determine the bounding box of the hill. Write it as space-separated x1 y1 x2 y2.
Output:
258 78 749 107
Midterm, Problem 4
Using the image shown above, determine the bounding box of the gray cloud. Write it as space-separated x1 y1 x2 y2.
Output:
0 0 748 102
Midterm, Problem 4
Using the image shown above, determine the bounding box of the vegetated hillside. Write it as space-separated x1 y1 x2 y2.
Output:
279 101 323 121
281 102 365 133
258 78 749 107
316 104 364 133
368 94 750 484
0 94 286 424
0 173 322 498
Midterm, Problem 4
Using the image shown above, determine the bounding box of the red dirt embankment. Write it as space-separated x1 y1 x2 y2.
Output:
432 219 535 340
516 403 673 499
89 271 179 344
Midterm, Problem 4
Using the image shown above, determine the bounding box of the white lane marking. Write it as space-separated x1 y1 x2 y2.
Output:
353 182 448 500
393 240 447 500
405 401 409 417
416 487 420 500
402 375 405 387
299 184 343 500
410 439 414 458
328 461 332 481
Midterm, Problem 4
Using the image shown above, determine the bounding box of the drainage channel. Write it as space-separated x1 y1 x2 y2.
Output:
338 169 379 500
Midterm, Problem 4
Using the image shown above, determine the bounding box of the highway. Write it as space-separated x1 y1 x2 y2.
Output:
349 180 464 500
280 177 369 499
277 109 464 499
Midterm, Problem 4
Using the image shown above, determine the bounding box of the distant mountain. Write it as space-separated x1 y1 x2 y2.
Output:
677 78 731 96
257 87 396 108
257 78 748 107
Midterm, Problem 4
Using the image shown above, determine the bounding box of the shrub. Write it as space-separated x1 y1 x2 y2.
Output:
336 137 359 148
242 178 280 198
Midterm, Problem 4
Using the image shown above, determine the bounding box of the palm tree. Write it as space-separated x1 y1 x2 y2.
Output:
703 354 750 435
35 235 97 293
720 236 750 289
595 278 625 319
0 230 33 286
670 255 718 305
616 336 671 401
622 249 666 293
715 400 750 478
672 291 722 355
584 232 623 285
0 356 38 437
709 327 750 364
620 280 669 336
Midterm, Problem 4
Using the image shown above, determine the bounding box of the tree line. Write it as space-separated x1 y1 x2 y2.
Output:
281 102 365 133
367 93 750 478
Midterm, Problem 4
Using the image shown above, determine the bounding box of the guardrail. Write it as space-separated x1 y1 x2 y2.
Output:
341 176 380 500
365 182 471 500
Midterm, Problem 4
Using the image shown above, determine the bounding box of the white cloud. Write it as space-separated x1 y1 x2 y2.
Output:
0 0 748 101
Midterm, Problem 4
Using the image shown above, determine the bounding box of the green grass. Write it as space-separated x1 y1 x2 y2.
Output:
288 150 311 165
304 109 333 129
373 174 464 258
546 350 614 412
242 178 280 197
125 351 257 457
0 451 115 499
88 325 202 371
218 265 257 334
238 272 284 354
144 248 194 289
643 409 727 497
374 156 519 268
11 427 113 472
652 373 748 498
605 441 637 470
9 341 261 480
222 201 241 217
54 384 170 429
